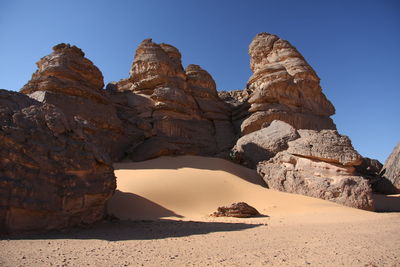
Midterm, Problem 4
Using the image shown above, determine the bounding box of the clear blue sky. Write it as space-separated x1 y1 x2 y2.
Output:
1 0 399 163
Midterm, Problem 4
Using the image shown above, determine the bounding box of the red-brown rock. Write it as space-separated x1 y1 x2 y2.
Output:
0 90 116 233
20 43 139 161
211 202 260 218
108 39 235 161
241 33 336 135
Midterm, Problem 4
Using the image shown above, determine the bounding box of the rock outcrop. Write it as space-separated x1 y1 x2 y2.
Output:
211 202 260 218
0 90 115 233
233 120 299 168
20 43 136 161
21 43 107 103
229 33 336 135
108 39 235 161
381 143 400 192
257 129 374 210
1 32 387 233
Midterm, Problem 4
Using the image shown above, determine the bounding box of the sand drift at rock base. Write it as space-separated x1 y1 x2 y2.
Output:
107 156 400 223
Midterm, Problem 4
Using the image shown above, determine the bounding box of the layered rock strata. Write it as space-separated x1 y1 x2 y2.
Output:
223 33 336 135
0 31 387 234
20 43 136 161
0 90 115 232
109 39 234 160
257 129 374 210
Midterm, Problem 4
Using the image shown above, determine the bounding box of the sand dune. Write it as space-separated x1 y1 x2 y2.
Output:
3 155 400 266
108 155 397 224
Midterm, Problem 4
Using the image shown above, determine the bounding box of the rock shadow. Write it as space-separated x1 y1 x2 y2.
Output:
114 155 266 187
107 190 183 220
373 193 400 212
3 219 263 241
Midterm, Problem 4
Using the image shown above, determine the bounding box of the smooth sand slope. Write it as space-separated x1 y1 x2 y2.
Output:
1 155 399 267
108 155 398 223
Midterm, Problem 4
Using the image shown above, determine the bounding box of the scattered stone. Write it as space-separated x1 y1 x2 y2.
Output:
211 202 261 218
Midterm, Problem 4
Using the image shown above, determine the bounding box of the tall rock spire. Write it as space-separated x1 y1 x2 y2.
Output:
242 32 336 135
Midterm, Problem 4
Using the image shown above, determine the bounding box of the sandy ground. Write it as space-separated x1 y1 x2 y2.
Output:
1 155 399 266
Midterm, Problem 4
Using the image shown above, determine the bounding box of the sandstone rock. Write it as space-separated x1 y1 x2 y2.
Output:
234 120 299 168
242 33 336 135
241 110 336 136
381 143 400 192
356 157 383 177
218 90 251 134
257 129 373 210
21 43 107 103
0 90 115 233
211 202 260 218
186 64 218 99
258 152 374 210
186 64 235 150
129 39 187 94
353 157 398 194
20 43 141 161
108 39 235 161
287 129 362 166
218 89 251 107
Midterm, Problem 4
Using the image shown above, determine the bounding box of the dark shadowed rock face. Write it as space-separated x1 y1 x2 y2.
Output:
211 202 260 218
0 90 116 233
257 129 374 210
381 143 400 192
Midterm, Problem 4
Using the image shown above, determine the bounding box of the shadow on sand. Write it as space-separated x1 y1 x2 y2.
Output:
4 219 264 241
107 190 184 220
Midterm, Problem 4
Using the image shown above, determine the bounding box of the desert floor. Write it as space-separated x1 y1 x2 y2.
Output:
1 155 399 266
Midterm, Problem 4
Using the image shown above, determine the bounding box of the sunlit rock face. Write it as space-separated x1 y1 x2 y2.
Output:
0 31 386 234
20 43 144 161
257 129 374 211
109 39 235 161
238 32 336 135
21 43 107 103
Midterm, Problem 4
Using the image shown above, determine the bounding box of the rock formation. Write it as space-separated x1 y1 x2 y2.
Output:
233 120 299 168
233 33 336 135
0 32 391 233
20 43 138 161
211 202 260 218
257 129 374 210
108 39 235 161
381 143 400 192
0 90 115 233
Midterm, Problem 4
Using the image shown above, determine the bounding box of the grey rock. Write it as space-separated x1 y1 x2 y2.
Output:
234 120 299 168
